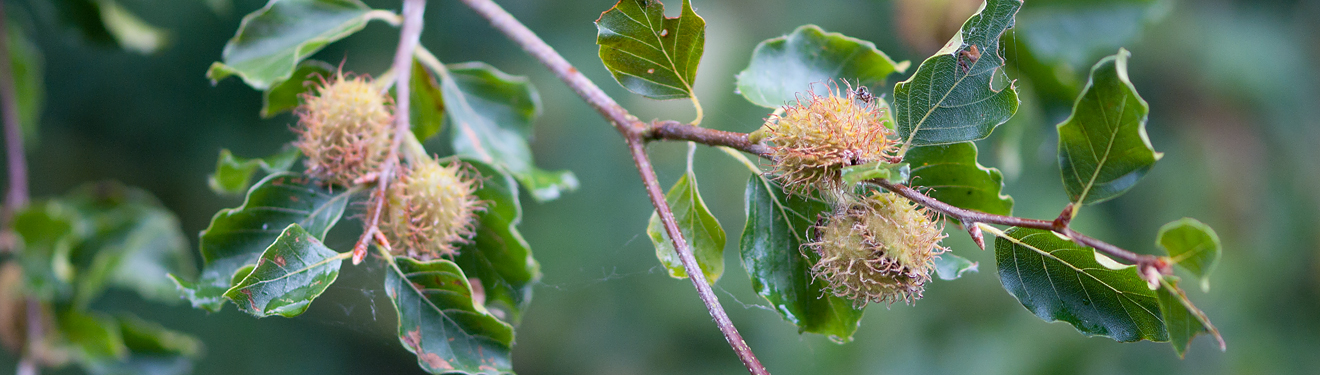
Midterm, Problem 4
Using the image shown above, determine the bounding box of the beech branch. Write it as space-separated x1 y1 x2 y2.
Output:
352 0 426 265
0 2 43 374
643 121 1171 276
454 0 768 374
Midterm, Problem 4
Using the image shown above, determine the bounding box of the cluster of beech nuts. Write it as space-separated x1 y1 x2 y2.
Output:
763 83 947 306
294 73 484 260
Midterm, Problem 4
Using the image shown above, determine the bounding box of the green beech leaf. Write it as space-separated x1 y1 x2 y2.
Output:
436 61 578 202
6 19 43 142
1016 0 1165 70
206 0 394 89
83 313 203 375
1156 277 1224 358
1057 49 1161 206
98 0 169 54
60 182 195 307
452 159 540 323
1156 218 1221 292
59 311 202 375
840 162 909 187
1009 0 1168 110
995 227 1166 342
49 0 168 54
115 314 202 358
894 0 1022 148
12 202 81 300
49 0 116 46
207 147 301 196
59 310 129 363
595 0 705 100
741 175 864 343
410 60 446 141
648 163 726 284
385 257 514 374
735 24 909 108
261 59 333 118
906 142 1013 216
172 173 351 312
934 253 978 280
223 224 345 318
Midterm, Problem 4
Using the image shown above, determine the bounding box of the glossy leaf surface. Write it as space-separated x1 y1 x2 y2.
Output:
1156 278 1224 358
173 173 351 312
648 166 726 284
437 62 578 202
411 60 446 141
934 253 978 281
386 257 514 374
1157 217 1221 292
840 162 909 187
260 59 333 118
452 159 541 323
596 0 705 99
207 147 300 196
995 227 1165 342
893 0 1022 148
741 176 864 343
1057 49 1161 205
206 0 391 89
906 142 1013 216
736 25 908 108
224 224 344 318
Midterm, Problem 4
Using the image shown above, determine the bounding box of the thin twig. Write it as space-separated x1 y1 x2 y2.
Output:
645 120 771 156
641 121 1168 274
454 0 768 373
0 2 41 374
872 180 1162 269
0 0 24 215
627 137 768 375
455 0 643 136
353 0 426 264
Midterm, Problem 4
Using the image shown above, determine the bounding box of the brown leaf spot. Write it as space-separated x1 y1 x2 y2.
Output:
404 329 454 370
242 289 257 311
419 352 452 370
289 195 300 202
273 255 287 267
404 329 423 350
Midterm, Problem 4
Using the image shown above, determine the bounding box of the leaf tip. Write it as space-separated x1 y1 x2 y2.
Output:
206 62 235 86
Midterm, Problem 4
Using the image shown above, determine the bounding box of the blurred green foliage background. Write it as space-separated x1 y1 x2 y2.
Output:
3 0 1319 373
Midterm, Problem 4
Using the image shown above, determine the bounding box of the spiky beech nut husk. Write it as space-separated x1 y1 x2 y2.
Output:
765 83 898 196
809 191 946 306
294 73 393 186
380 157 485 259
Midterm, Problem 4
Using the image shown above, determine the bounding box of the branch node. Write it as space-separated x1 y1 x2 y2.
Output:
352 226 376 265
1052 203 1074 231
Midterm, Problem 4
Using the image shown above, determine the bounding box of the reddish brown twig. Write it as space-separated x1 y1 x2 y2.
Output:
0 3 43 374
353 0 426 264
639 120 1167 275
455 0 768 373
